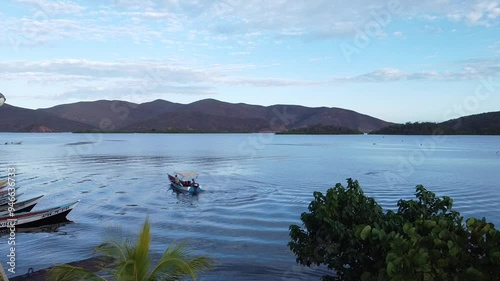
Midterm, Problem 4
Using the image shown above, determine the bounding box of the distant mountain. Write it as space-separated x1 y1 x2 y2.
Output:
0 104 95 132
371 111 500 135
5 99 498 134
37 99 391 133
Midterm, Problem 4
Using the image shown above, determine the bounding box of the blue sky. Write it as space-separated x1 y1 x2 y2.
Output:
0 0 499 123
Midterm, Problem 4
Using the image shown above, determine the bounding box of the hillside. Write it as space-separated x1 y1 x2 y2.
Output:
371 111 500 135
39 99 391 133
0 104 95 132
442 112 500 135
3 99 498 134
38 100 159 129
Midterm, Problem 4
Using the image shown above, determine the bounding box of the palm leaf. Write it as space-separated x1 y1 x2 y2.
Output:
133 218 152 280
113 219 152 281
49 218 212 281
147 242 214 281
95 240 127 261
163 255 214 281
48 264 108 281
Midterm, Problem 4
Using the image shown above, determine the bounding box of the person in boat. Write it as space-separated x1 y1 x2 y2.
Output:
191 179 199 190
174 174 180 184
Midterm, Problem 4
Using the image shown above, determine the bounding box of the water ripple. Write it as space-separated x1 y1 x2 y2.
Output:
1 133 499 281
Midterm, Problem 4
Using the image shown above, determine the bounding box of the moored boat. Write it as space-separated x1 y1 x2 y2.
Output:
0 195 44 216
0 200 79 228
0 193 22 206
168 172 203 194
0 186 19 197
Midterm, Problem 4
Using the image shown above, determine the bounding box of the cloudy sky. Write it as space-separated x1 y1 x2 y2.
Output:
1 0 499 122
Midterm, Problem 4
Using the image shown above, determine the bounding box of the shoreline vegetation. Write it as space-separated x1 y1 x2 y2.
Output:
372 112 500 135
276 125 363 135
371 122 500 135
73 125 364 135
289 179 500 280
73 129 257 134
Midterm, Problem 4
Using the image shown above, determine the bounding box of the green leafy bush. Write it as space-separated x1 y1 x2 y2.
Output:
288 179 500 281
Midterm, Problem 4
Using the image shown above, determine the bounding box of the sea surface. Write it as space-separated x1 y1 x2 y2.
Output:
0 133 499 280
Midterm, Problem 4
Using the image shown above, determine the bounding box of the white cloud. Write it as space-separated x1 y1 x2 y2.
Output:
466 0 500 25
335 58 500 82
393 31 405 38
0 59 320 100
308 56 334 61
14 0 85 15
229 51 251 56
422 14 438 21
421 25 443 34
488 41 500 55
1 0 498 48
0 17 163 47
444 0 500 25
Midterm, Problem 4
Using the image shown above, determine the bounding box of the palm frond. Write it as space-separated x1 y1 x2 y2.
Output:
164 255 214 281
147 243 214 281
133 218 152 280
48 264 108 281
114 259 140 281
95 240 127 261
112 219 153 281
50 219 212 281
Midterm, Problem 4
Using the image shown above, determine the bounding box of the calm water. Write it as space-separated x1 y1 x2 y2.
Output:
0 133 499 280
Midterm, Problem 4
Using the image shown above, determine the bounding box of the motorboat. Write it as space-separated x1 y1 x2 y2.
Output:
168 172 203 194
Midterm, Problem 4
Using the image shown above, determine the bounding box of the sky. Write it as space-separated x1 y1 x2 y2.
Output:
0 0 499 123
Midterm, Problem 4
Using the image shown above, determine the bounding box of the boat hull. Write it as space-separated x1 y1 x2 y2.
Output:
0 193 22 206
168 174 203 194
0 201 78 229
170 183 203 194
0 195 44 216
12 210 72 228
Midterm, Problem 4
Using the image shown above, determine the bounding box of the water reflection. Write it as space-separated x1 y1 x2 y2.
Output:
1 133 499 281
0 221 72 237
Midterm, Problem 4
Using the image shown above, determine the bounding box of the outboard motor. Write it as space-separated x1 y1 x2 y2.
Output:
190 183 200 194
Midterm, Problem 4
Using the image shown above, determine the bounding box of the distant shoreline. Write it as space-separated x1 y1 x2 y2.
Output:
1 131 500 135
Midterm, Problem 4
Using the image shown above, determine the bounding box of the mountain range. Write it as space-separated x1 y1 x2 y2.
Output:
0 99 392 133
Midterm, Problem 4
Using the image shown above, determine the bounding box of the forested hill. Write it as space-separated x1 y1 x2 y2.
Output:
371 112 500 135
